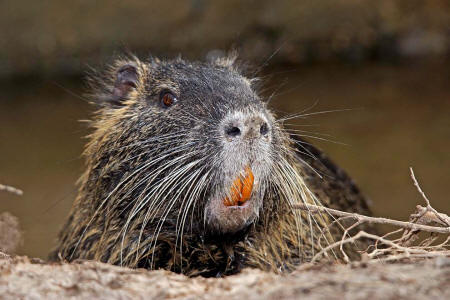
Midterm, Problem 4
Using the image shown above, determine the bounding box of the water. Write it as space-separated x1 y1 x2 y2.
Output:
1 62 449 259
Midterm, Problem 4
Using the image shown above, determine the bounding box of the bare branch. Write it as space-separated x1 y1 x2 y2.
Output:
409 167 431 206
0 184 23 196
292 203 450 234
410 167 450 227
296 167 449 264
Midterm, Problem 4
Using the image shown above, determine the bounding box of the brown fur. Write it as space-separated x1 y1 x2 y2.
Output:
50 55 372 276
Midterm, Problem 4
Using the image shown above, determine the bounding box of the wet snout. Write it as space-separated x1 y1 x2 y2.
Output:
223 113 270 141
207 110 274 234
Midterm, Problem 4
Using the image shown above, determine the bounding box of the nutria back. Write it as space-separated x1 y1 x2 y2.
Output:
50 55 372 276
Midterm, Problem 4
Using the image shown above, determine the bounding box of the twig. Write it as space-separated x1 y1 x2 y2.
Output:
300 167 449 264
340 220 362 263
410 167 431 206
292 203 450 234
311 230 449 263
0 184 23 196
410 167 450 227
312 231 410 262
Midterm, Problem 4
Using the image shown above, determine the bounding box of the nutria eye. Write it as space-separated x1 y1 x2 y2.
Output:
160 91 177 108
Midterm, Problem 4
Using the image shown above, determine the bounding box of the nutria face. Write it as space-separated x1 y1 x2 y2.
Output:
91 57 284 238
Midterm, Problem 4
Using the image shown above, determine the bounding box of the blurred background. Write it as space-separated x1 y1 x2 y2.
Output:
0 0 449 259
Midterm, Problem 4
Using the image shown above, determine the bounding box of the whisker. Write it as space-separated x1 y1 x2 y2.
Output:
284 128 335 138
288 133 348 146
118 153 206 262
251 42 286 77
277 108 360 123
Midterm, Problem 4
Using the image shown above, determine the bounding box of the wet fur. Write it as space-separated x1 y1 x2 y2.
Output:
50 55 372 276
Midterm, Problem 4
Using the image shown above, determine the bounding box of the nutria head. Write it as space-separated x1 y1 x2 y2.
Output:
84 55 289 239
52 54 354 275
51 53 374 276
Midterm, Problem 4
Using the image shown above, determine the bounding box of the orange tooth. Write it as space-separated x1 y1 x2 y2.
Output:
223 166 254 206
240 166 254 205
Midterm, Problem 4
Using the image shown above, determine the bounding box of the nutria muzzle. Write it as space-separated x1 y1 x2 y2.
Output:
204 110 274 234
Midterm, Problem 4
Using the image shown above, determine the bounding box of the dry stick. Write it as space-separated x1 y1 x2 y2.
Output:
298 167 449 263
0 184 23 196
311 230 449 263
375 228 403 250
311 231 408 263
375 251 450 263
410 168 432 205
409 167 450 227
292 203 450 234
339 220 362 262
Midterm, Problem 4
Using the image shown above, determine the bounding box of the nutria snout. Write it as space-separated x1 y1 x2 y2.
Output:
210 110 274 234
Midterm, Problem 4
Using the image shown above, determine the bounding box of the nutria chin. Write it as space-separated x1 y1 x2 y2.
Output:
50 54 372 277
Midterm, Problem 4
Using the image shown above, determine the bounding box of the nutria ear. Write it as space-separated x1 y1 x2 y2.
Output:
111 63 139 105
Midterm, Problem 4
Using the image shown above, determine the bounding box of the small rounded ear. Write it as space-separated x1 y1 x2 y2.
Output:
111 63 139 105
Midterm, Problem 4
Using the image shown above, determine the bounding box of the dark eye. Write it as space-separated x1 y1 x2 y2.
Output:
160 91 177 108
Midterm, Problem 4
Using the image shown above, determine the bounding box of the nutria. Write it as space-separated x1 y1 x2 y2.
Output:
50 54 372 276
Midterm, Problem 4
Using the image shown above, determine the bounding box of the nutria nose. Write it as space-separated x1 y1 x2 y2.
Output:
225 126 241 137
224 115 269 140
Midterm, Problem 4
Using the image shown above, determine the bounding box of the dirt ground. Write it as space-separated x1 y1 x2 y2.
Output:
0 253 448 300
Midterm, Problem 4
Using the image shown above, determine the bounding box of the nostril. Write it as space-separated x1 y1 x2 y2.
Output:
225 126 241 137
260 122 269 136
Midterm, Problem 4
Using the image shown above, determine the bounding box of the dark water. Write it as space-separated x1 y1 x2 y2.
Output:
1 62 449 259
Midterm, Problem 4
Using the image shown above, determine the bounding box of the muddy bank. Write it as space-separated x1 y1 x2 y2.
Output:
0 254 448 299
